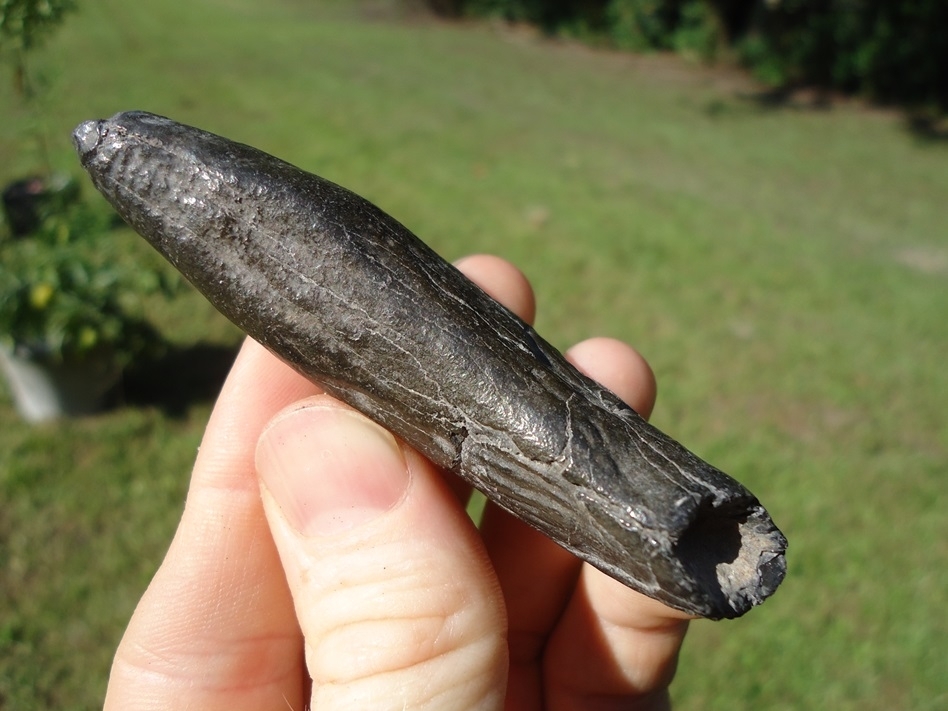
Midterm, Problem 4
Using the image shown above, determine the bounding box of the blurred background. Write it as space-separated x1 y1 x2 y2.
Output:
1 1 945 708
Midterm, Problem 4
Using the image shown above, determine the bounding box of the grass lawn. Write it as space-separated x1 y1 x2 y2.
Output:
2 1 946 708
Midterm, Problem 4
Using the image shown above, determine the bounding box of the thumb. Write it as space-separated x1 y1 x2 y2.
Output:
255 395 508 710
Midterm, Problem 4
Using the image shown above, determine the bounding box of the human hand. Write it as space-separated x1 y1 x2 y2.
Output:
104 254 691 711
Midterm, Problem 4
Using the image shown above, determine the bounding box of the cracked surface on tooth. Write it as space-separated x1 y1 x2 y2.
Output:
74 110 787 619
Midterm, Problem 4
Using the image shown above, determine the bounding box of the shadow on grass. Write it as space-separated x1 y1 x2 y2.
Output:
735 86 841 112
904 113 948 142
120 342 240 416
731 86 948 143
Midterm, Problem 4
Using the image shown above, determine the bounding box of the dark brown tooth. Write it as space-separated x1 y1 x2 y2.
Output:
74 111 786 619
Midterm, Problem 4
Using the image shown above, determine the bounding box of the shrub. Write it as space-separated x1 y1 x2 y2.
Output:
738 1 948 107
0 203 178 364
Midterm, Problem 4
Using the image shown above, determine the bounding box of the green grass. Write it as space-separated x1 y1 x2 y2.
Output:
2 1 947 708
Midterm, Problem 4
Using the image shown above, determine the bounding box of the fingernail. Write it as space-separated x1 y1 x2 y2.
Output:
256 402 409 536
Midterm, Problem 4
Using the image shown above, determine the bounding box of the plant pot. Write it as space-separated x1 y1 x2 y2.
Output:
0 343 121 422
2 174 80 237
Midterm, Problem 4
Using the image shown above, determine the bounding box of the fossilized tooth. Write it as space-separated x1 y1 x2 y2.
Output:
73 111 786 619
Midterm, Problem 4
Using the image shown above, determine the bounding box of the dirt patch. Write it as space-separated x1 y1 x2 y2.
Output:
893 246 948 276
489 20 761 95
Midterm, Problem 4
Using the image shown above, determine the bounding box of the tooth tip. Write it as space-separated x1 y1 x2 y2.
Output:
73 120 103 158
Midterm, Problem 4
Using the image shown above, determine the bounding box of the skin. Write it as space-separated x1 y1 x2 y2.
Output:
103 254 691 711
